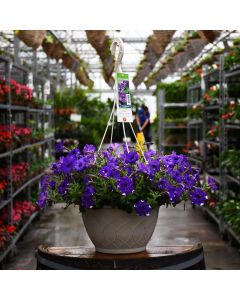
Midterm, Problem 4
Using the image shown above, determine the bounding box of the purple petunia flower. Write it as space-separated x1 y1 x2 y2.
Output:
99 164 120 179
83 144 96 154
208 177 217 192
49 180 56 190
168 185 184 202
40 175 49 190
134 200 151 216
149 159 160 174
122 151 139 164
144 150 156 161
171 169 182 183
158 178 171 190
55 140 64 153
138 163 149 175
69 148 80 158
58 178 70 196
81 185 94 208
61 155 77 174
75 157 89 172
117 176 134 196
37 191 47 208
189 187 208 206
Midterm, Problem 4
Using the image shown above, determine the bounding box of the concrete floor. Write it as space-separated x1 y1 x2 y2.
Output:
2 203 240 270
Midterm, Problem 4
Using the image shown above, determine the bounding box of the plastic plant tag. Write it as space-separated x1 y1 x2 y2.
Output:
116 73 133 123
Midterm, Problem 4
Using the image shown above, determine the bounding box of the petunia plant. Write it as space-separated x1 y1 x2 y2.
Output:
38 143 217 216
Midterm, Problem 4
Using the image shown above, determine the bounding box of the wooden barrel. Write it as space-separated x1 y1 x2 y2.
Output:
36 244 205 270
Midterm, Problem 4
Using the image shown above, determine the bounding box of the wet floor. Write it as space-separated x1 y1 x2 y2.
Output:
2 203 240 270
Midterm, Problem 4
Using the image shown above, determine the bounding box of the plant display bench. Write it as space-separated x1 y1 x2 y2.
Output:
36 244 205 270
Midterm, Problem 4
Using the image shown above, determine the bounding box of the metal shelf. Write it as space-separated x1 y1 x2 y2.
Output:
163 103 188 107
204 139 220 146
226 175 240 185
204 104 220 111
225 124 240 130
0 198 12 210
188 119 203 125
0 104 47 113
0 211 39 264
12 172 45 199
0 138 54 159
225 66 240 78
164 125 187 129
203 207 220 225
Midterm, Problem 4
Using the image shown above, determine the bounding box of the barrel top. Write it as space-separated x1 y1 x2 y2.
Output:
38 244 203 260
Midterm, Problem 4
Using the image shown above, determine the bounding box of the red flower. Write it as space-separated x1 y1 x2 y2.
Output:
6 225 16 234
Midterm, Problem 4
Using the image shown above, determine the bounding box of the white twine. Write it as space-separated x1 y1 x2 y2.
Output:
98 37 147 162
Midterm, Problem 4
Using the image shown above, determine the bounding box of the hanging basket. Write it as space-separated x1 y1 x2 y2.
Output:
76 68 93 88
42 40 56 59
17 30 46 49
62 54 76 70
52 43 65 61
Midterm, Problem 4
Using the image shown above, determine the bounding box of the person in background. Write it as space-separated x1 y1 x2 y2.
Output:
136 105 151 149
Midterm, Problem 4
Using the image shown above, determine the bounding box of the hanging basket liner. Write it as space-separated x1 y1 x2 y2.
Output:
62 54 79 71
198 30 222 43
75 68 93 88
86 30 115 87
52 43 65 61
17 30 46 49
42 40 56 59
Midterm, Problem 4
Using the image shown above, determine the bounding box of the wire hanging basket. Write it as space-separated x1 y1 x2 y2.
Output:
17 30 46 49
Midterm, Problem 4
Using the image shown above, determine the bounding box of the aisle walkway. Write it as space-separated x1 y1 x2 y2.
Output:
3 203 240 270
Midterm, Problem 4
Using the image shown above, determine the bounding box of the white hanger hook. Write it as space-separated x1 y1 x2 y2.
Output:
111 37 124 71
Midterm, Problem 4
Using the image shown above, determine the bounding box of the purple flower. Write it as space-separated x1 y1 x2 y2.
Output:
49 180 56 190
183 173 196 189
81 185 94 208
69 148 80 158
134 200 151 216
58 178 69 196
168 185 184 202
61 155 77 174
138 163 149 175
117 176 134 196
37 192 47 208
40 175 49 190
149 159 160 174
82 196 94 209
208 177 217 192
158 178 171 190
122 151 139 164
99 164 120 179
75 157 89 172
51 157 64 175
189 187 208 206
55 140 64 153
144 150 156 161
83 144 96 154
171 169 182 183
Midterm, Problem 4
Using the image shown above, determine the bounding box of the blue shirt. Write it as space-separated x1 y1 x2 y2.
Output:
138 108 150 126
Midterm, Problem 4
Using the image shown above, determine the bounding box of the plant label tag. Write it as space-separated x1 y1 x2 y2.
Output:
116 73 133 123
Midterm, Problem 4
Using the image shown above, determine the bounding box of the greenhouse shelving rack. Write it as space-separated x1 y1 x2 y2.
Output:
157 89 187 153
0 211 39 265
0 55 54 264
187 79 203 168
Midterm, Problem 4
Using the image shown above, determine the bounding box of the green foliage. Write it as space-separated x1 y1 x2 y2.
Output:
155 82 187 103
220 149 240 178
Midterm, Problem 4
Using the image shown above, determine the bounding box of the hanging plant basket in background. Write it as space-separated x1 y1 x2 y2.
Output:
52 43 65 61
17 30 46 49
62 54 77 70
42 39 56 59
76 67 93 88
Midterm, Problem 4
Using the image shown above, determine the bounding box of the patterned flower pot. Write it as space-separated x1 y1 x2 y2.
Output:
82 207 159 254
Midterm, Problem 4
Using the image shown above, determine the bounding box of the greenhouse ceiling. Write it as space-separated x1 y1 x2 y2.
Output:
0 30 239 91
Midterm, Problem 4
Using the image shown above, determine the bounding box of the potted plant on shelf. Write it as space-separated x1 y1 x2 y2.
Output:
38 143 217 254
